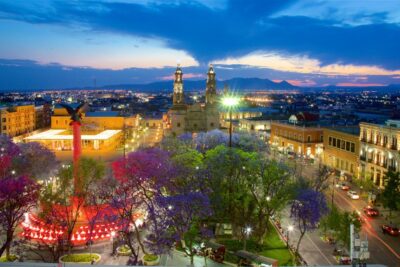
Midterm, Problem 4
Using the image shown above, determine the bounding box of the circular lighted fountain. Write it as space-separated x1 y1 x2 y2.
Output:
21 103 140 246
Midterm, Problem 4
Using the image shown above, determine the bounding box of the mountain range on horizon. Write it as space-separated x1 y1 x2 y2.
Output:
2 77 399 93
91 77 400 93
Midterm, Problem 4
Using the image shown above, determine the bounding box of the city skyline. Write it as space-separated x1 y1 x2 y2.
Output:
1 0 400 89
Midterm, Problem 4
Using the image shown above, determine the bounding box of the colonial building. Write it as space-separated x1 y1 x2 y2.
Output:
359 120 400 187
25 104 140 153
323 127 360 178
270 121 324 158
0 104 35 137
168 65 219 136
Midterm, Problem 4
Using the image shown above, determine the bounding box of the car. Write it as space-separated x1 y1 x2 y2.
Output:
337 182 350 190
381 225 399 236
363 206 379 217
339 256 351 265
347 191 360 199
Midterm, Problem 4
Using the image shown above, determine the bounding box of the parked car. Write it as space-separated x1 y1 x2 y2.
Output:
381 224 399 236
339 256 351 265
363 206 379 217
347 191 360 199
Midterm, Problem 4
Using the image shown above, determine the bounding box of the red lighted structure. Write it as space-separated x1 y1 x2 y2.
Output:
21 103 140 245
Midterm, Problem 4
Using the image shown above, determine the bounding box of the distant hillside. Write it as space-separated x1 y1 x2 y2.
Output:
99 77 298 92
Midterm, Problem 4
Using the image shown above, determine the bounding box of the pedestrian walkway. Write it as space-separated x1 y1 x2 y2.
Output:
161 250 227 267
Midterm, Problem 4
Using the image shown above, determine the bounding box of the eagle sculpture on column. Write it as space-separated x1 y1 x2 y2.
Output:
60 102 87 123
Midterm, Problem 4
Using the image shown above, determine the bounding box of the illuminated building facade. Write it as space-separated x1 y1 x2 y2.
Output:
0 104 35 137
168 65 220 136
323 127 360 177
24 104 141 152
359 120 400 187
270 121 324 158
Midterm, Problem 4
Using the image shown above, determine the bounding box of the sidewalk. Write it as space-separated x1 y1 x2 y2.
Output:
274 207 337 266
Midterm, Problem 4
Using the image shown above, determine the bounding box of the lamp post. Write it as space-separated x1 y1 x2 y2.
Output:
111 231 116 255
287 225 294 248
243 226 252 250
222 96 240 147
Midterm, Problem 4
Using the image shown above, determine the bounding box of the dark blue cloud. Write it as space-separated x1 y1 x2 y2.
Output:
0 0 399 69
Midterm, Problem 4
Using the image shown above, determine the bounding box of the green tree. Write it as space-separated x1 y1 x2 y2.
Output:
204 145 258 236
337 211 361 249
248 159 294 244
381 171 400 216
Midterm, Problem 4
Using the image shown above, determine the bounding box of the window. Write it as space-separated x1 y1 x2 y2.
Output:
307 135 311 142
333 138 336 146
1 118 5 122
177 123 181 127
320 135 323 142
341 140 345 149
2 126 5 130
336 139 341 148
329 137 332 146
346 141 350 151
351 143 355 153
210 123 214 127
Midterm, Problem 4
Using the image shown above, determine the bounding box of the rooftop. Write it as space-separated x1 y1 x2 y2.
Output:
24 129 121 141
325 126 360 136
85 111 121 117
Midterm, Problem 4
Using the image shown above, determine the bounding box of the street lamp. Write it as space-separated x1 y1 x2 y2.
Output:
287 225 294 248
222 96 240 147
243 226 252 250
111 231 116 255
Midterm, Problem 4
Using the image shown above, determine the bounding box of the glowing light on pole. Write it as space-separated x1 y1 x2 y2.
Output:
222 96 240 147
287 225 294 248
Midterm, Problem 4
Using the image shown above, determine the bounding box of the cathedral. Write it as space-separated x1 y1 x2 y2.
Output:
167 64 220 136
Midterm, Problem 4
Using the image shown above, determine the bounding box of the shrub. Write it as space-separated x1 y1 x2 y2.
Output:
143 254 158 261
61 253 99 263
0 255 17 262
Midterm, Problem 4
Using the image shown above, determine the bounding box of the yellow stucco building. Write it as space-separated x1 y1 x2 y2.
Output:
323 127 360 178
0 104 35 137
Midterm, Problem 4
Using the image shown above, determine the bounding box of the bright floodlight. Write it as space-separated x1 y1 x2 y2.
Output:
245 226 252 235
222 96 240 107
288 225 294 232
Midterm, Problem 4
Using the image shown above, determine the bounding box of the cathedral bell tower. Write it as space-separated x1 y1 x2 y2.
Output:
173 64 185 106
205 64 217 105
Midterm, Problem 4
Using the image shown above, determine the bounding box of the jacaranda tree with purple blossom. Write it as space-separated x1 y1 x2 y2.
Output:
290 189 328 257
111 148 175 265
147 192 213 265
0 175 40 259
0 135 20 179
0 135 58 181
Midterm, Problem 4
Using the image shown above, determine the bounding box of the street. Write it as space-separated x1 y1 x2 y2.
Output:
272 151 400 267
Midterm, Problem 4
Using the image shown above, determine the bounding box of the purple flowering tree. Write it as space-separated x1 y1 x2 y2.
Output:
0 176 40 259
147 192 213 265
290 189 328 256
0 135 58 180
0 135 20 179
16 142 58 180
111 148 175 265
